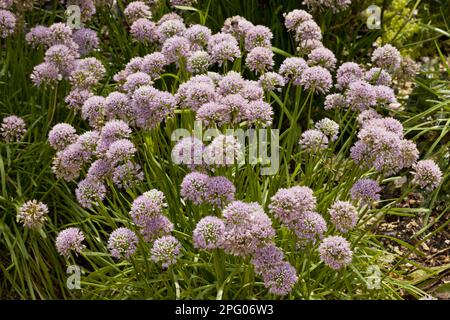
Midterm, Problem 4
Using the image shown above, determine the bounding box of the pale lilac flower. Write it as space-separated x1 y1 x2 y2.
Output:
65 88 93 111
207 32 237 52
151 235 182 269
17 200 48 229
171 137 204 168
184 24 211 50
324 93 347 110
123 72 153 93
217 71 245 96
48 123 78 151
205 176 236 207
284 9 312 31
76 130 100 156
1 115 26 142
336 62 364 90
365 67 392 86
315 118 339 141
180 171 209 205
157 19 186 43
105 91 134 121
31 62 61 87
176 80 216 111
130 18 157 43
299 129 329 152
51 146 84 181
87 159 111 181
241 81 264 101
130 189 167 226
0 1 13 10
97 120 132 153
75 178 107 209
108 227 139 260
82 96 106 129
193 216 225 250
374 85 397 106
161 35 191 64
204 135 243 167
187 50 211 74
219 93 248 123
350 178 381 205
262 261 298 296
106 139 137 166
297 39 324 54
222 16 253 38
141 52 168 78
328 201 358 233
294 20 322 43
243 100 273 127
124 1 151 23
371 44 401 72
170 0 197 6
300 66 332 94
112 161 144 189
345 81 377 111
251 244 285 275
26 25 50 48
412 160 443 191
56 227 86 257
245 25 272 52
47 23 72 47
356 109 382 126
269 186 316 225
72 28 99 56
303 0 351 12
70 57 106 88
245 46 274 74
259 72 285 92
0 9 15 38
209 38 241 66
319 236 353 270
279 57 308 86
308 47 337 70
196 102 232 127
291 211 327 242
157 12 183 25
140 215 174 242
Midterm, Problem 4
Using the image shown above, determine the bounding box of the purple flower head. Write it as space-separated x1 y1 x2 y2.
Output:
187 50 211 74
170 0 197 6
161 35 191 64
291 211 327 243
0 9 15 38
193 216 225 250
245 25 272 52
140 215 174 243
300 66 332 94
279 57 308 86
303 0 351 12
336 62 364 90
157 12 183 25
269 186 316 225
87 159 111 181
297 39 324 55
157 18 186 43
284 9 312 31
130 18 157 43
196 102 232 127
245 46 274 74
47 23 72 47
77 130 100 156
70 57 106 89
319 236 353 270
241 80 264 101
262 261 298 296
217 71 245 96
130 189 167 226
251 244 285 275
44 44 79 73
106 139 137 166
141 52 168 78
56 227 86 257
371 44 401 72
294 20 322 43
365 67 392 86
176 80 216 111
299 129 329 152
222 201 275 257
108 227 139 260
97 120 132 153
51 145 85 181
172 137 204 168
151 235 182 269
112 161 144 189
374 85 397 106
328 201 358 233
105 91 134 121
222 16 253 38
82 96 106 129
243 100 273 127
207 32 237 52
31 62 61 87
72 28 99 56
65 88 93 111
75 178 107 209
184 24 211 50
132 85 176 129
1 115 26 142
356 109 382 126
346 81 377 111
259 72 285 92
209 38 241 67
124 1 151 23
205 176 236 208
350 178 382 205
123 72 153 94
220 93 249 122
412 160 443 191
324 93 347 110
26 25 50 48
48 123 78 151
17 200 48 229
308 47 337 70
180 171 209 205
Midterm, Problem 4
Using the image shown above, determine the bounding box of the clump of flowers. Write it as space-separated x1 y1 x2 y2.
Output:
17 200 48 229
55 227 86 257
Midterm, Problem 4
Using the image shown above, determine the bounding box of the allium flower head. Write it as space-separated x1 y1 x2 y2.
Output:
292 210 327 243
123 72 153 93
108 227 139 260
262 261 298 296
161 35 191 64
180 171 209 205
48 123 78 151
336 62 364 90
269 186 316 224
151 235 182 269
350 178 382 205
73 28 99 56
205 176 236 208
51 145 85 181
1 115 26 142
106 139 137 166
315 118 339 141
374 85 397 106
130 18 157 43
176 77 216 111
324 93 347 110
308 47 337 70
17 200 48 229
0 9 16 38
328 201 358 233
319 236 353 270
97 120 132 153
365 67 392 86
157 18 186 43
75 178 107 209
87 159 111 181
55 227 86 257
371 44 401 72
204 135 243 167
193 216 225 250
77 130 100 156
187 51 211 74
303 0 351 12
245 46 274 74
243 100 273 127
130 189 167 226
124 1 151 23
26 25 50 48
44 44 79 73
196 101 232 127
241 80 264 101
294 20 322 43
31 62 61 87
172 137 204 168
300 66 332 94
184 24 211 49
259 72 285 92
299 129 329 152
222 15 253 38
112 161 144 189
105 91 134 121
345 81 377 111
217 71 245 96
70 57 106 88
357 109 382 126
245 25 273 52
284 9 312 31
209 38 241 66
279 57 308 86
82 96 106 129
251 244 285 275
141 52 168 78
65 88 93 111
169 0 197 7
140 215 174 242
222 201 275 256
412 160 443 191
47 23 72 47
